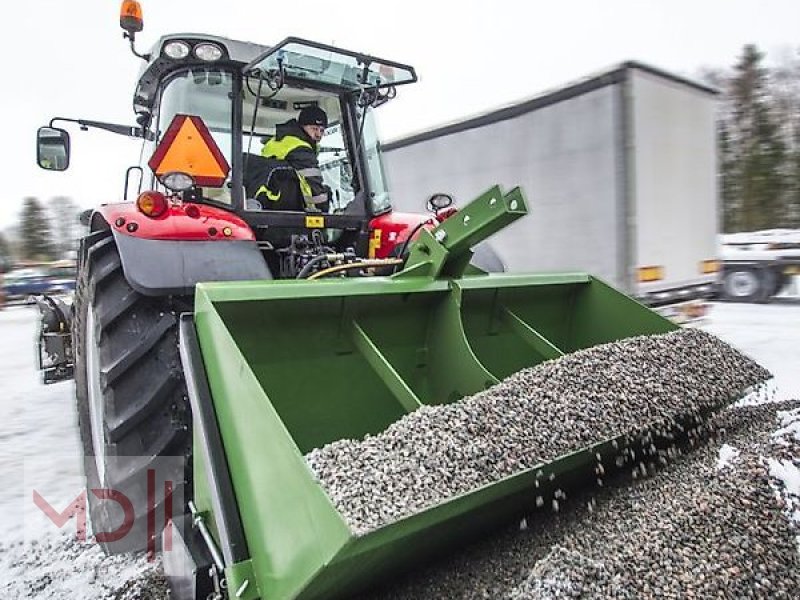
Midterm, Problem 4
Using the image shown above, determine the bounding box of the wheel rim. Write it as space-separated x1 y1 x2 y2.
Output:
86 305 106 484
726 271 759 298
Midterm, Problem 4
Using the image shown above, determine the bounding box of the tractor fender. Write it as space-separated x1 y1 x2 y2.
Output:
112 233 272 296
89 204 271 296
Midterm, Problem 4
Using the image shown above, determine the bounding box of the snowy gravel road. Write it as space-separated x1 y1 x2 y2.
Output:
0 299 798 598
700 299 800 400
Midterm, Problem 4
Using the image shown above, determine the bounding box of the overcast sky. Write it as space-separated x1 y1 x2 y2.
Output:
2 0 798 230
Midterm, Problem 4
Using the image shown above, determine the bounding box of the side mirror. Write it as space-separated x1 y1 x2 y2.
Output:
426 192 454 212
37 127 70 171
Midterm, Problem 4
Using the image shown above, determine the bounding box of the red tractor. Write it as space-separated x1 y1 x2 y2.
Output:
35 0 500 557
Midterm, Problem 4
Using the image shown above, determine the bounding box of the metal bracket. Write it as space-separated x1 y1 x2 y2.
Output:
396 185 528 280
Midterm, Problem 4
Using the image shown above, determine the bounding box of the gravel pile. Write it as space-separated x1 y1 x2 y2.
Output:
508 547 614 599
0 534 168 599
358 400 800 599
5 331 795 599
306 328 772 534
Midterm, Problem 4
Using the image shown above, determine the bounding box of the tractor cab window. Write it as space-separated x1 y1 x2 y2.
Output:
318 122 355 211
242 38 416 217
241 81 358 214
358 108 391 215
156 68 235 204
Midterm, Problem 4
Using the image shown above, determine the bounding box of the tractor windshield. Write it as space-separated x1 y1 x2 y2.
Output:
154 64 391 215
245 38 416 91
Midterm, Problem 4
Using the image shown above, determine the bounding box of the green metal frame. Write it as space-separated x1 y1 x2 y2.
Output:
189 185 679 599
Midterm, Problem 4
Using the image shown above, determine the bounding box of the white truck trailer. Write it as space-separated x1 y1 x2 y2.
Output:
382 61 720 319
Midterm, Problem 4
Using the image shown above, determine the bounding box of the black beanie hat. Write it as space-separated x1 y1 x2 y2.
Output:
298 105 328 128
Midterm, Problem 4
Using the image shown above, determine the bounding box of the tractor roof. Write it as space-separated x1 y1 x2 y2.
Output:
134 33 270 114
132 34 417 117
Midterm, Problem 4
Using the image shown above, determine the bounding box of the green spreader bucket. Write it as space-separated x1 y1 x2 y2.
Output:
184 186 678 599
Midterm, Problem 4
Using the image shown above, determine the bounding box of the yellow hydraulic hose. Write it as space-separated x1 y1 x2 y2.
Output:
307 258 404 280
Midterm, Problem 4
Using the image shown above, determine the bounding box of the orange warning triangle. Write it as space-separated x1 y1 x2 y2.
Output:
148 114 230 187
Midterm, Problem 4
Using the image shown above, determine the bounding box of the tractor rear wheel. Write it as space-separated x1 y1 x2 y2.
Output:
73 230 192 554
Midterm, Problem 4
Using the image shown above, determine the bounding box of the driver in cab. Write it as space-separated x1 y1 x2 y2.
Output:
260 106 331 212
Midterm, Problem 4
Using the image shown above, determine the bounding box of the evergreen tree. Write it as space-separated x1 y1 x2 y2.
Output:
717 121 739 232
770 50 800 227
19 197 55 262
725 45 786 231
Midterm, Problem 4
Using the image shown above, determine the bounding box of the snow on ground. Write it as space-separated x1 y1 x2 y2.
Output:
0 298 798 597
774 408 800 442
716 443 740 470
769 458 800 497
0 305 166 598
0 305 82 543
699 300 800 401
768 406 800 528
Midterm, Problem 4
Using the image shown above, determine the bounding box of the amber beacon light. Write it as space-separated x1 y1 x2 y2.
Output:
120 0 144 34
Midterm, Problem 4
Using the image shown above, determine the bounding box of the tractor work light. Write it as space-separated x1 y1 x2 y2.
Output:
136 190 168 218
163 40 191 60
159 171 195 192
194 42 223 62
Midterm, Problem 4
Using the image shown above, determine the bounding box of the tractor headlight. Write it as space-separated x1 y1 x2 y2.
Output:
163 40 191 60
159 171 195 192
194 42 223 62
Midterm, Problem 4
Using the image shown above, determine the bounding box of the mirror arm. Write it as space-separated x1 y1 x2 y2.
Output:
49 117 144 139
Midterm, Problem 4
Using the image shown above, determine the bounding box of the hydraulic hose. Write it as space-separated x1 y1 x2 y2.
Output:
392 218 436 273
296 253 345 279
307 258 403 280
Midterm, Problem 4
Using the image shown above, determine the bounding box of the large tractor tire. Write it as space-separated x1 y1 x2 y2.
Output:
73 230 192 554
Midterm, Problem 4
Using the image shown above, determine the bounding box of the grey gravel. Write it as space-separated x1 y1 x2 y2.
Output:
0 534 168 599
306 328 771 534
358 400 800 599
507 547 618 600
5 329 788 599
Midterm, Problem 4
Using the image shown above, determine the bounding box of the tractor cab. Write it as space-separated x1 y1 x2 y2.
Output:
130 33 421 269
38 12 429 279
241 39 416 212
136 36 416 215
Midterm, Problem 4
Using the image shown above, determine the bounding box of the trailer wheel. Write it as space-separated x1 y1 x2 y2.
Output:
73 230 191 554
721 267 770 303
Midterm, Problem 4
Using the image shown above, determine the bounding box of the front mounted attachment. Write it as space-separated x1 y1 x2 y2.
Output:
184 185 680 599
